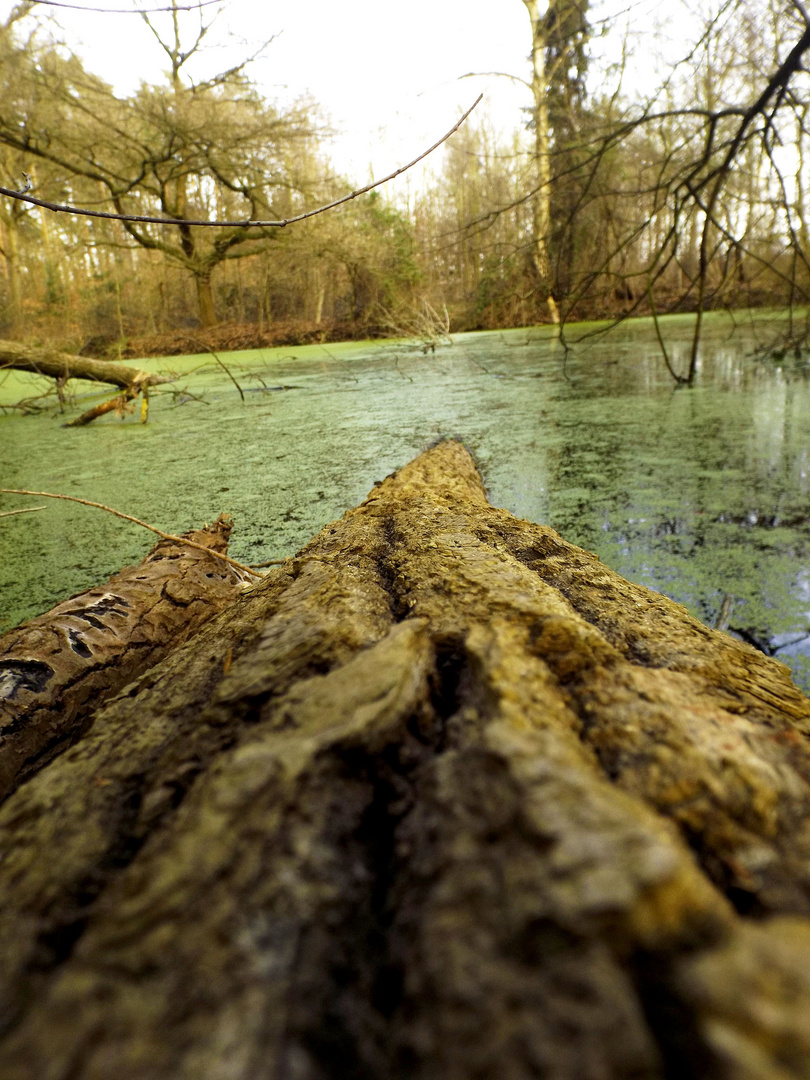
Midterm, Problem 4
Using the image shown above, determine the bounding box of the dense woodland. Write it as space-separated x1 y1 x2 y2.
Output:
0 0 809 356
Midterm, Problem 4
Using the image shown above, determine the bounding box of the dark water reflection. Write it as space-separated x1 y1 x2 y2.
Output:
2 311 810 688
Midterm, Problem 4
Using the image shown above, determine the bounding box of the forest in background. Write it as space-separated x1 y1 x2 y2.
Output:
0 0 809 359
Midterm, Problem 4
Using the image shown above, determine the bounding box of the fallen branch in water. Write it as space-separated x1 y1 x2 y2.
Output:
0 340 171 391
0 340 172 425
65 384 145 427
0 489 263 578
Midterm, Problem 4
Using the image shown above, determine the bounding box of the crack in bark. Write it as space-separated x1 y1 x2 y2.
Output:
282 748 422 1080
376 515 412 624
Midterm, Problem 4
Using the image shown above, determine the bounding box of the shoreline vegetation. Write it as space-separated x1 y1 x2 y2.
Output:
2 303 807 370
3 305 806 361
0 307 805 420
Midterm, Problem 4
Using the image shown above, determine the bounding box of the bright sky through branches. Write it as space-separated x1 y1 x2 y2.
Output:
0 0 532 186
0 0 673 192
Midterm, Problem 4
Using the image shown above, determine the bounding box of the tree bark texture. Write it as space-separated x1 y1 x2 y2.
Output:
0 515 246 806
195 270 218 330
1 440 810 1079
0 339 171 391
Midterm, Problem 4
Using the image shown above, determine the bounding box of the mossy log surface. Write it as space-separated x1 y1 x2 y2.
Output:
0 515 245 804
1 440 810 1079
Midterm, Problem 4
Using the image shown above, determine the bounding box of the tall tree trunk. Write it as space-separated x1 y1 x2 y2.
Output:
0 210 22 331
0 440 809 1078
195 269 217 329
523 0 561 324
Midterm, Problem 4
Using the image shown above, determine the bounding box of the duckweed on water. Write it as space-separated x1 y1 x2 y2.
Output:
2 311 810 689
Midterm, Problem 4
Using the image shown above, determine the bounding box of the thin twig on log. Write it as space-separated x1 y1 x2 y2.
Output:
0 488 263 578
0 506 46 519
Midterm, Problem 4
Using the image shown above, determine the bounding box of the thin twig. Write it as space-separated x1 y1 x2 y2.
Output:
209 350 245 401
0 489 263 578
320 344 359 383
28 0 223 10
181 336 245 399
0 96 483 228
0 505 47 519
647 283 687 384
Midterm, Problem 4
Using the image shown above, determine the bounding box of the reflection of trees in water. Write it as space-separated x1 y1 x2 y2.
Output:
532 323 810 686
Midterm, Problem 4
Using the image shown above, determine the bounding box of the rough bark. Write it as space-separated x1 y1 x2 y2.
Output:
0 514 246 806
0 212 22 332
0 440 809 1079
0 339 171 390
195 270 218 329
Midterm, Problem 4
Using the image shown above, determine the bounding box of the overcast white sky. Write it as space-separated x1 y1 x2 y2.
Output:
1 0 669 190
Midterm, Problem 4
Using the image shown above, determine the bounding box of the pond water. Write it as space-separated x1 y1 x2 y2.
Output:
2 311 810 689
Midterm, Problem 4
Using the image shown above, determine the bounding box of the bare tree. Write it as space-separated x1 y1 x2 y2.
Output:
523 0 562 323
556 0 810 382
0 0 317 327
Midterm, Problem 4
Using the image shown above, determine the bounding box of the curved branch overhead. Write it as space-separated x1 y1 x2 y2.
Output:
27 0 224 10
0 96 483 228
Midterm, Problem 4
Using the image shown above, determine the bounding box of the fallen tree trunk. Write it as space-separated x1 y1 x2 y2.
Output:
0 339 171 391
0 514 247 805
0 440 809 1079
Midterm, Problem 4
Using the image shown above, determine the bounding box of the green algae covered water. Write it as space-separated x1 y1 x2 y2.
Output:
2 311 810 688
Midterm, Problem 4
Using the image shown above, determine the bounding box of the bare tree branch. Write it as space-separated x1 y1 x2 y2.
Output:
26 0 224 12
0 96 484 228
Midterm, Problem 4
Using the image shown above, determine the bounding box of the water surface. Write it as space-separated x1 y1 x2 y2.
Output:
2 311 809 687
